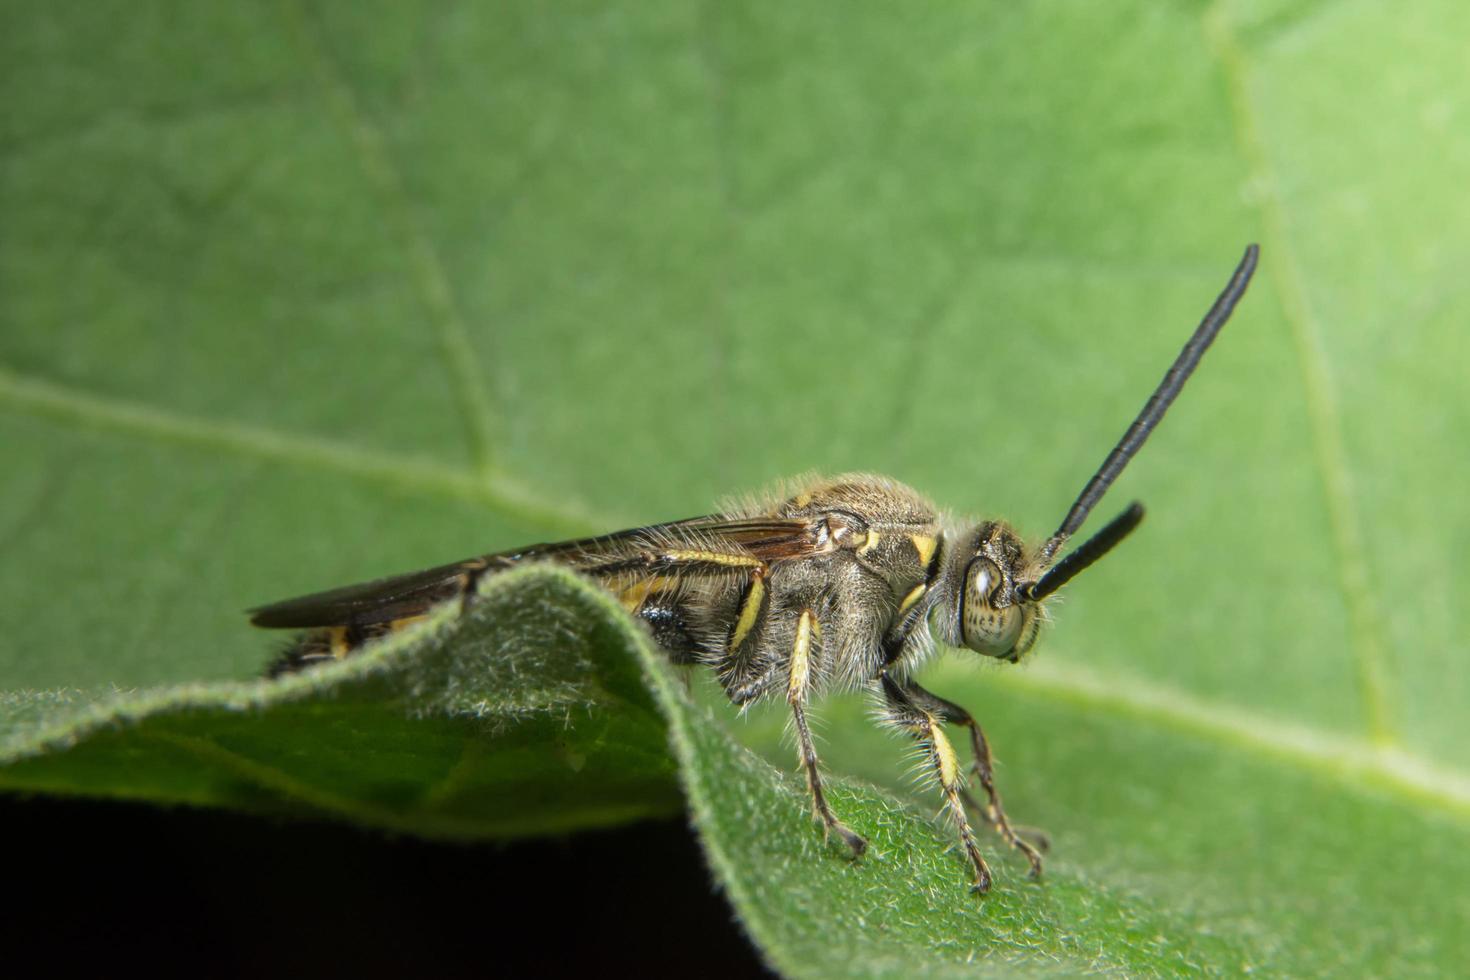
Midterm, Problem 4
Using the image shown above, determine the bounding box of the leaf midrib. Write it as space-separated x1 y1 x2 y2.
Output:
970 660 1470 819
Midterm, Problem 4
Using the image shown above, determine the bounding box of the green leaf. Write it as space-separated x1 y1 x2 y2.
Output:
0 564 1253 975
4 1 1469 975
0 566 683 838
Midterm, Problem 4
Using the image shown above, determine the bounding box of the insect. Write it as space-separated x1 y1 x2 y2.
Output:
251 245 1259 893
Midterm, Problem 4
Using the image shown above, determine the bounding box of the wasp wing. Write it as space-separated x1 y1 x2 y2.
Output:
248 557 499 629
248 512 836 631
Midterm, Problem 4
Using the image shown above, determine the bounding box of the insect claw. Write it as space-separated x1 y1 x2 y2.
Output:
1014 825 1052 854
826 821 867 857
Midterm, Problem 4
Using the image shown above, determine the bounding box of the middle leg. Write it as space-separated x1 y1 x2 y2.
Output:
788 608 866 857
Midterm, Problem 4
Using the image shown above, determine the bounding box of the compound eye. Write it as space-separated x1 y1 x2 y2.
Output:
961 558 1023 656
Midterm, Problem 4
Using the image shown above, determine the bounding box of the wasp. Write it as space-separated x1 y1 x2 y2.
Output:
251 245 1259 893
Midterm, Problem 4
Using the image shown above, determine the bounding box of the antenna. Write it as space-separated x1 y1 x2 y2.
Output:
1030 243 1259 578
1025 501 1143 601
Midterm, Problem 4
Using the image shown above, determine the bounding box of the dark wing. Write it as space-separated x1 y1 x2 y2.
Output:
248 556 498 629
248 512 837 630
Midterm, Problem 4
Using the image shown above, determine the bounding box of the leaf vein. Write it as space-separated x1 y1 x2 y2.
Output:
968 659 1470 819
0 366 603 534
1206 2 1397 747
140 730 504 837
281 0 501 483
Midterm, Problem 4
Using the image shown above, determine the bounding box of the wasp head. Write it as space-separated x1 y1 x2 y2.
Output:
957 522 1044 663
950 502 1146 664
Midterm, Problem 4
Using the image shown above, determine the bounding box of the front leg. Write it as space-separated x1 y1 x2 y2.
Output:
789 609 867 857
878 673 992 891
885 675 1044 880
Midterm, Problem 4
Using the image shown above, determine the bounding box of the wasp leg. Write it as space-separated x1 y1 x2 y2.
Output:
266 635 338 678
456 556 518 615
720 568 780 704
889 677 1044 880
789 609 866 857
879 673 991 892
266 622 376 678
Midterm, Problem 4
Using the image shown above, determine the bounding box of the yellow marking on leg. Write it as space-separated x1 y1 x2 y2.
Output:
788 610 815 701
858 529 881 555
910 534 938 567
928 715 961 788
618 575 679 611
730 572 766 650
328 627 350 659
787 607 866 855
925 712 990 890
897 582 927 615
663 548 763 568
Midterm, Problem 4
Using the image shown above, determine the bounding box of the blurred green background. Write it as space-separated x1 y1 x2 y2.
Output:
3 1 1468 974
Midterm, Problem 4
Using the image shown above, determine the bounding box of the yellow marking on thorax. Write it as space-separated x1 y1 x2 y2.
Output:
910 534 938 566
858 529 881 555
389 615 429 631
730 573 766 650
788 610 816 701
328 627 350 659
663 549 763 568
897 582 927 616
928 716 960 787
